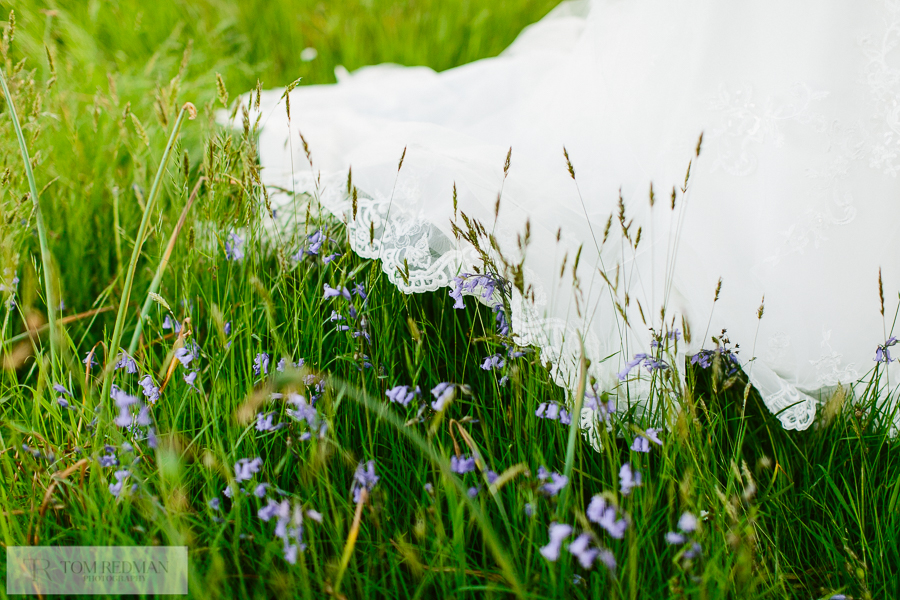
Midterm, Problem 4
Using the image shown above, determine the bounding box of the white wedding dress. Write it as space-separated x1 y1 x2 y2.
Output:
237 0 900 442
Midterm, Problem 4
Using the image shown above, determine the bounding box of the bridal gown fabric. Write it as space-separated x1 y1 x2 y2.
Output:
238 0 900 443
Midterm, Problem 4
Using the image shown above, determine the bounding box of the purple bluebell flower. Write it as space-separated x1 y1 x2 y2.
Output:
258 499 280 521
114 352 138 373
277 358 288 372
254 483 270 498
568 533 600 569
352 283 367 299
184 371 199 389
598 549 617 574
539 522 573 561
486 470 499 485
683 542 702 560
323 253 341 265
587 495 628 539
57 397 70 409
109 469 131 498
99 452 118 468
876 336 899 363
136 405 151 427
350 460 379 503
234 457 263 483
323 284 351 300
631 428 663 453
450 455 477 474
619 463 642 496
524 503 535 518
256 412 283 432
499 375 509 386
253 352 270 376
138 375 160 403
225 232 244 261
162 315 182 332
306 229 325 255
467 486 480 498
677 511 698 533
386 385 420 407
431 382 455 411
665 532 687 545
174 347 193 367
83 352 97 368
493 305 510 336
224 321 232 336
53 383 72 396
480 354 505 371
306 509 323 523
617 353 650 381
537 466 569 496
209 498 221 511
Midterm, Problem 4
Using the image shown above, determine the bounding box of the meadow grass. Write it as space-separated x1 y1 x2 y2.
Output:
0 2 898 599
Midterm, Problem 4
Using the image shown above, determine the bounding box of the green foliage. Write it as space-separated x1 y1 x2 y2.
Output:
0 2 896 599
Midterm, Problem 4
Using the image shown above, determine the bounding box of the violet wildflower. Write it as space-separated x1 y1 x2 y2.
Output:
114 352 138 373
277 358 288 372
254 483 270 498
99 452 118 468
587 495 628 539
430 382 455 411
162 315 182 333
184 371 199 389
258 499 280 521
539 522 573 561
494 305 510 336
683 542 702 560
57 397 70 409
224 321 232 336
467 486 480 498
109 469 131 498
136 405 151 427
323 283 351 300
306 229 325 255
174 347 193 367
617 353 649 381
209 498 221 511
619 463 642 496
524 503 535 518
665 532 687 545
234 457 263 483
83 352 97 368
598 549 617 574
256 412 283 432
542 473 569 496
350 460 379 503
225 232 244 261
323 252 341 265
386 385 419 407
631 428 663 453
678 511 698 533
876 336 899 363
306 509 323 523
352 283 367 299
450 455 477 474
568 533 600 569
53 383 72 396
480 354 505 371
486 470 499 485
253 352 270 376
139 375 160 403
147 427 158 449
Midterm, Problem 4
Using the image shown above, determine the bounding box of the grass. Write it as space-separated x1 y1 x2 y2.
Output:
0 1 898 598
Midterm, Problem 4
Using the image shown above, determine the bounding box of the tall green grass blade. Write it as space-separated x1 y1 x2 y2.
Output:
101 103 195 404
0 67 57 369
